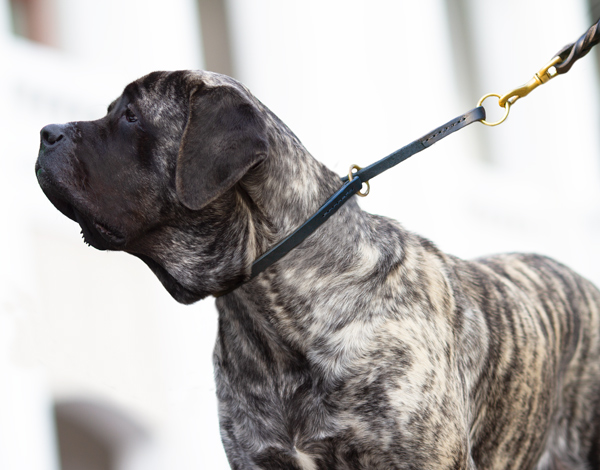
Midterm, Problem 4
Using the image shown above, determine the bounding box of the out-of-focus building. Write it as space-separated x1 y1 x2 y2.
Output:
1 1 599 469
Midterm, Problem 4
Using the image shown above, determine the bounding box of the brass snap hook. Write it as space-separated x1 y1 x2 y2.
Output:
477 55 563 127
498 56 563 107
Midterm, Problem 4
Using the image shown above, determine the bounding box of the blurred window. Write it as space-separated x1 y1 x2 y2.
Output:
591 0 600 77
592 0 600 22
197 0 234 76
9 0 59 47
54 400 154 470
55 413 113 470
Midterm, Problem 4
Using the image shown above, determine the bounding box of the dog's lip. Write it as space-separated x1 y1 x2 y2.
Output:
93 219 127 246
74 206 128 249
36 165 78 223
72 208 127 250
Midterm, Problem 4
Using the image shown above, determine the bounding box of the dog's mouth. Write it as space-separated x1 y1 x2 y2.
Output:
73 209 126 250
36 166 126 250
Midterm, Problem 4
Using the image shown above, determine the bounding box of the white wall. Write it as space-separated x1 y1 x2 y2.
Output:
0 2 61 468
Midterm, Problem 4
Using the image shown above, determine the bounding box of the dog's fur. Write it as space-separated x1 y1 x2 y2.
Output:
36 70 600 469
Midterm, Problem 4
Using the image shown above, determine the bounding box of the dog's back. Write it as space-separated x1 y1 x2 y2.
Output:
452 253 600 469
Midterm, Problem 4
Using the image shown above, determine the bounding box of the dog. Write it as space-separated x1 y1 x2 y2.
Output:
36 70 600 469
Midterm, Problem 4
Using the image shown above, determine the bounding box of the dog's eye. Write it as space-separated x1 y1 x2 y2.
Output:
125 107 138 123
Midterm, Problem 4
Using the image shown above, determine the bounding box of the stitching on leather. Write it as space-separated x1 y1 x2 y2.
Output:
322 187 357 217
424 116 466 143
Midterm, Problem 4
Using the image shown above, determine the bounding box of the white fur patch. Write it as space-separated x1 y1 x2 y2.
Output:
295 447 317 470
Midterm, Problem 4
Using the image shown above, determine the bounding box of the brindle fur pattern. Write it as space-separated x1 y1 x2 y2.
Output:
36 71 600 469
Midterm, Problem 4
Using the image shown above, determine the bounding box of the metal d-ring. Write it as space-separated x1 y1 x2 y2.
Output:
348 164 370 197
477 93 511 127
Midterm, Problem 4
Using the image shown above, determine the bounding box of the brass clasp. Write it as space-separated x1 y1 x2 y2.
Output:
498 56 563 107
478 55 564 127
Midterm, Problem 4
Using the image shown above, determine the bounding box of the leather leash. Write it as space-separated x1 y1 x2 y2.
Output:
249 107 485 280
218 18 600 295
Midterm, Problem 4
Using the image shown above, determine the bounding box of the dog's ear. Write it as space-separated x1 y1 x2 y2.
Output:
176 84 269 210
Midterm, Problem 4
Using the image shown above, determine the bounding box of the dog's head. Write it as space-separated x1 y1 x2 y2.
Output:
36 71 270 303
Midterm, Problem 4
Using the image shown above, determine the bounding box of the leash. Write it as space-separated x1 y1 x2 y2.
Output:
223 18 600 294
250 107 485 279
478 17 600 126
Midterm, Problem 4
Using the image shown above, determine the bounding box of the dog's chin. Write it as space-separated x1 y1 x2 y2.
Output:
37 170 127 251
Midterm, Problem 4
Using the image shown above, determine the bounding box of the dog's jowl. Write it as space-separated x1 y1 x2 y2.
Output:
36 70 600 470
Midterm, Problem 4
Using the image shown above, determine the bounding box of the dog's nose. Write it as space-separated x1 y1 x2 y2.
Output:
40 124 66 146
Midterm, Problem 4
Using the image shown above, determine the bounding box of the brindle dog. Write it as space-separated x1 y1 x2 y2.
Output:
36 71 600 469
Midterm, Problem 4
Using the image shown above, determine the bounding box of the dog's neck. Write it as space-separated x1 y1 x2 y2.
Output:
241 112 345 237
238 109 378 283
216 113 455 379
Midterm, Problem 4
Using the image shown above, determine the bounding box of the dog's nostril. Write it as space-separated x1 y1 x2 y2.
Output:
41 124 66 146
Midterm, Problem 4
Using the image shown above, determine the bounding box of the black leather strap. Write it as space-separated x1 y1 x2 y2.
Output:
224 106 486 291
250 176 364 278
340 107 485 183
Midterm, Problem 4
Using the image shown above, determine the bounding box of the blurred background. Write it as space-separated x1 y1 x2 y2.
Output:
1 0 600 468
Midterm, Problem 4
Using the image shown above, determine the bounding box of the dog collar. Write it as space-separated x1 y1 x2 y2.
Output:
215 106 485 297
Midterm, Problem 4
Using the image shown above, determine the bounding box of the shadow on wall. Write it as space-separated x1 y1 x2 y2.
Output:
54 400 159 470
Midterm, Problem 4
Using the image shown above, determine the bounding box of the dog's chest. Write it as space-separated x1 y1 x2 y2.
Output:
213 300 467 467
